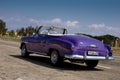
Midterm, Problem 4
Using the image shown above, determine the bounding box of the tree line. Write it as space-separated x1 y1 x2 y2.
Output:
0 19 7 35
76 33 118 46
16 26 36 36
0 19 118 46
0 19 36 37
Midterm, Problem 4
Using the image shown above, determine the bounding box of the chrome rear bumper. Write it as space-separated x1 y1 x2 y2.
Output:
65 54 114 60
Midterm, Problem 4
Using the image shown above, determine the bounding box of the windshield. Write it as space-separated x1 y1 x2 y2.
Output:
38 26 67 34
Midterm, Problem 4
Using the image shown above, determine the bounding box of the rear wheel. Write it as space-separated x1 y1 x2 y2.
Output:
21 45 29 57
50 50 63 66
85 60 98 68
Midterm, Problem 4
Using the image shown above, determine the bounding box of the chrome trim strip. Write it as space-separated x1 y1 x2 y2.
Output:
27 50 48 56
24 41 28 44
65 54 84 59
65 54 114 60
108 57 114 60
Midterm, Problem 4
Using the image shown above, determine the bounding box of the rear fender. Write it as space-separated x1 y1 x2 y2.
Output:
104 44 113 56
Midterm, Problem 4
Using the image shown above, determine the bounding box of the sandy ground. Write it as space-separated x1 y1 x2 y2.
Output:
0 39 120 80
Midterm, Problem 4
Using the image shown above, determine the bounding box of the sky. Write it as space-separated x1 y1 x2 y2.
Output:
0 0 120 37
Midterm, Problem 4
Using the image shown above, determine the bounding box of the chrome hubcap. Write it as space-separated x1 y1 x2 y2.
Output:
21 47 26 56
51 51 58 64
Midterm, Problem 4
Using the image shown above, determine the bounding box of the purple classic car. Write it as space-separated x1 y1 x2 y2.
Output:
20 26 114 68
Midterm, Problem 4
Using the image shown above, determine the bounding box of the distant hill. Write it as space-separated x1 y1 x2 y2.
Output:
76 33 118 46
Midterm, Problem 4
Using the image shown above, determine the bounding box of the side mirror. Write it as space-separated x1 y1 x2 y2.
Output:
32 32 35 35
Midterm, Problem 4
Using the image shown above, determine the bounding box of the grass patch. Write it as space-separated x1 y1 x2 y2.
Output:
112 47 120 55
0 36 21 42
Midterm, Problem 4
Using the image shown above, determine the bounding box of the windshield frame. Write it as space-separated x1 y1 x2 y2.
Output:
36 26 67 35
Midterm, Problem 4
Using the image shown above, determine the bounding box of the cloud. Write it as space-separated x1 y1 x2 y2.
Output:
41 18 79 27
88 23 106 29
51 18 61 23
3 16 25 23
106 26 120 33
66 21 79 27
29 18 39 24
4 17 79 28
0 16 3 19
40 18 61 24
40 18 79 27
87 23 120 37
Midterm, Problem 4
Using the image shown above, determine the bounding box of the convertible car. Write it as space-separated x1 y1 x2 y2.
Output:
20 26 114 68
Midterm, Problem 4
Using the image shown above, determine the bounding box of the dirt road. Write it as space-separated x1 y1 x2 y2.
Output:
0 39 120 80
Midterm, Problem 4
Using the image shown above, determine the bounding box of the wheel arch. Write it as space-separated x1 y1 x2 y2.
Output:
48 48 60 56
20 42 26 49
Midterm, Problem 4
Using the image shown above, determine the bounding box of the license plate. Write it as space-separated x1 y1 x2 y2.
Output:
88 51 99 55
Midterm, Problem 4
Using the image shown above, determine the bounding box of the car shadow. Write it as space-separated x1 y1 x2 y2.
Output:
10 54 103 71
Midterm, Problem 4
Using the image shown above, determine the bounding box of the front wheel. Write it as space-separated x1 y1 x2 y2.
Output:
85 60 99 68
21 45 29 57
50 50 63 66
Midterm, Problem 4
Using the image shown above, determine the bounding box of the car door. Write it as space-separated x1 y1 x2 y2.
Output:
26 34 42 52
32 34 43 52
40 34 49 53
